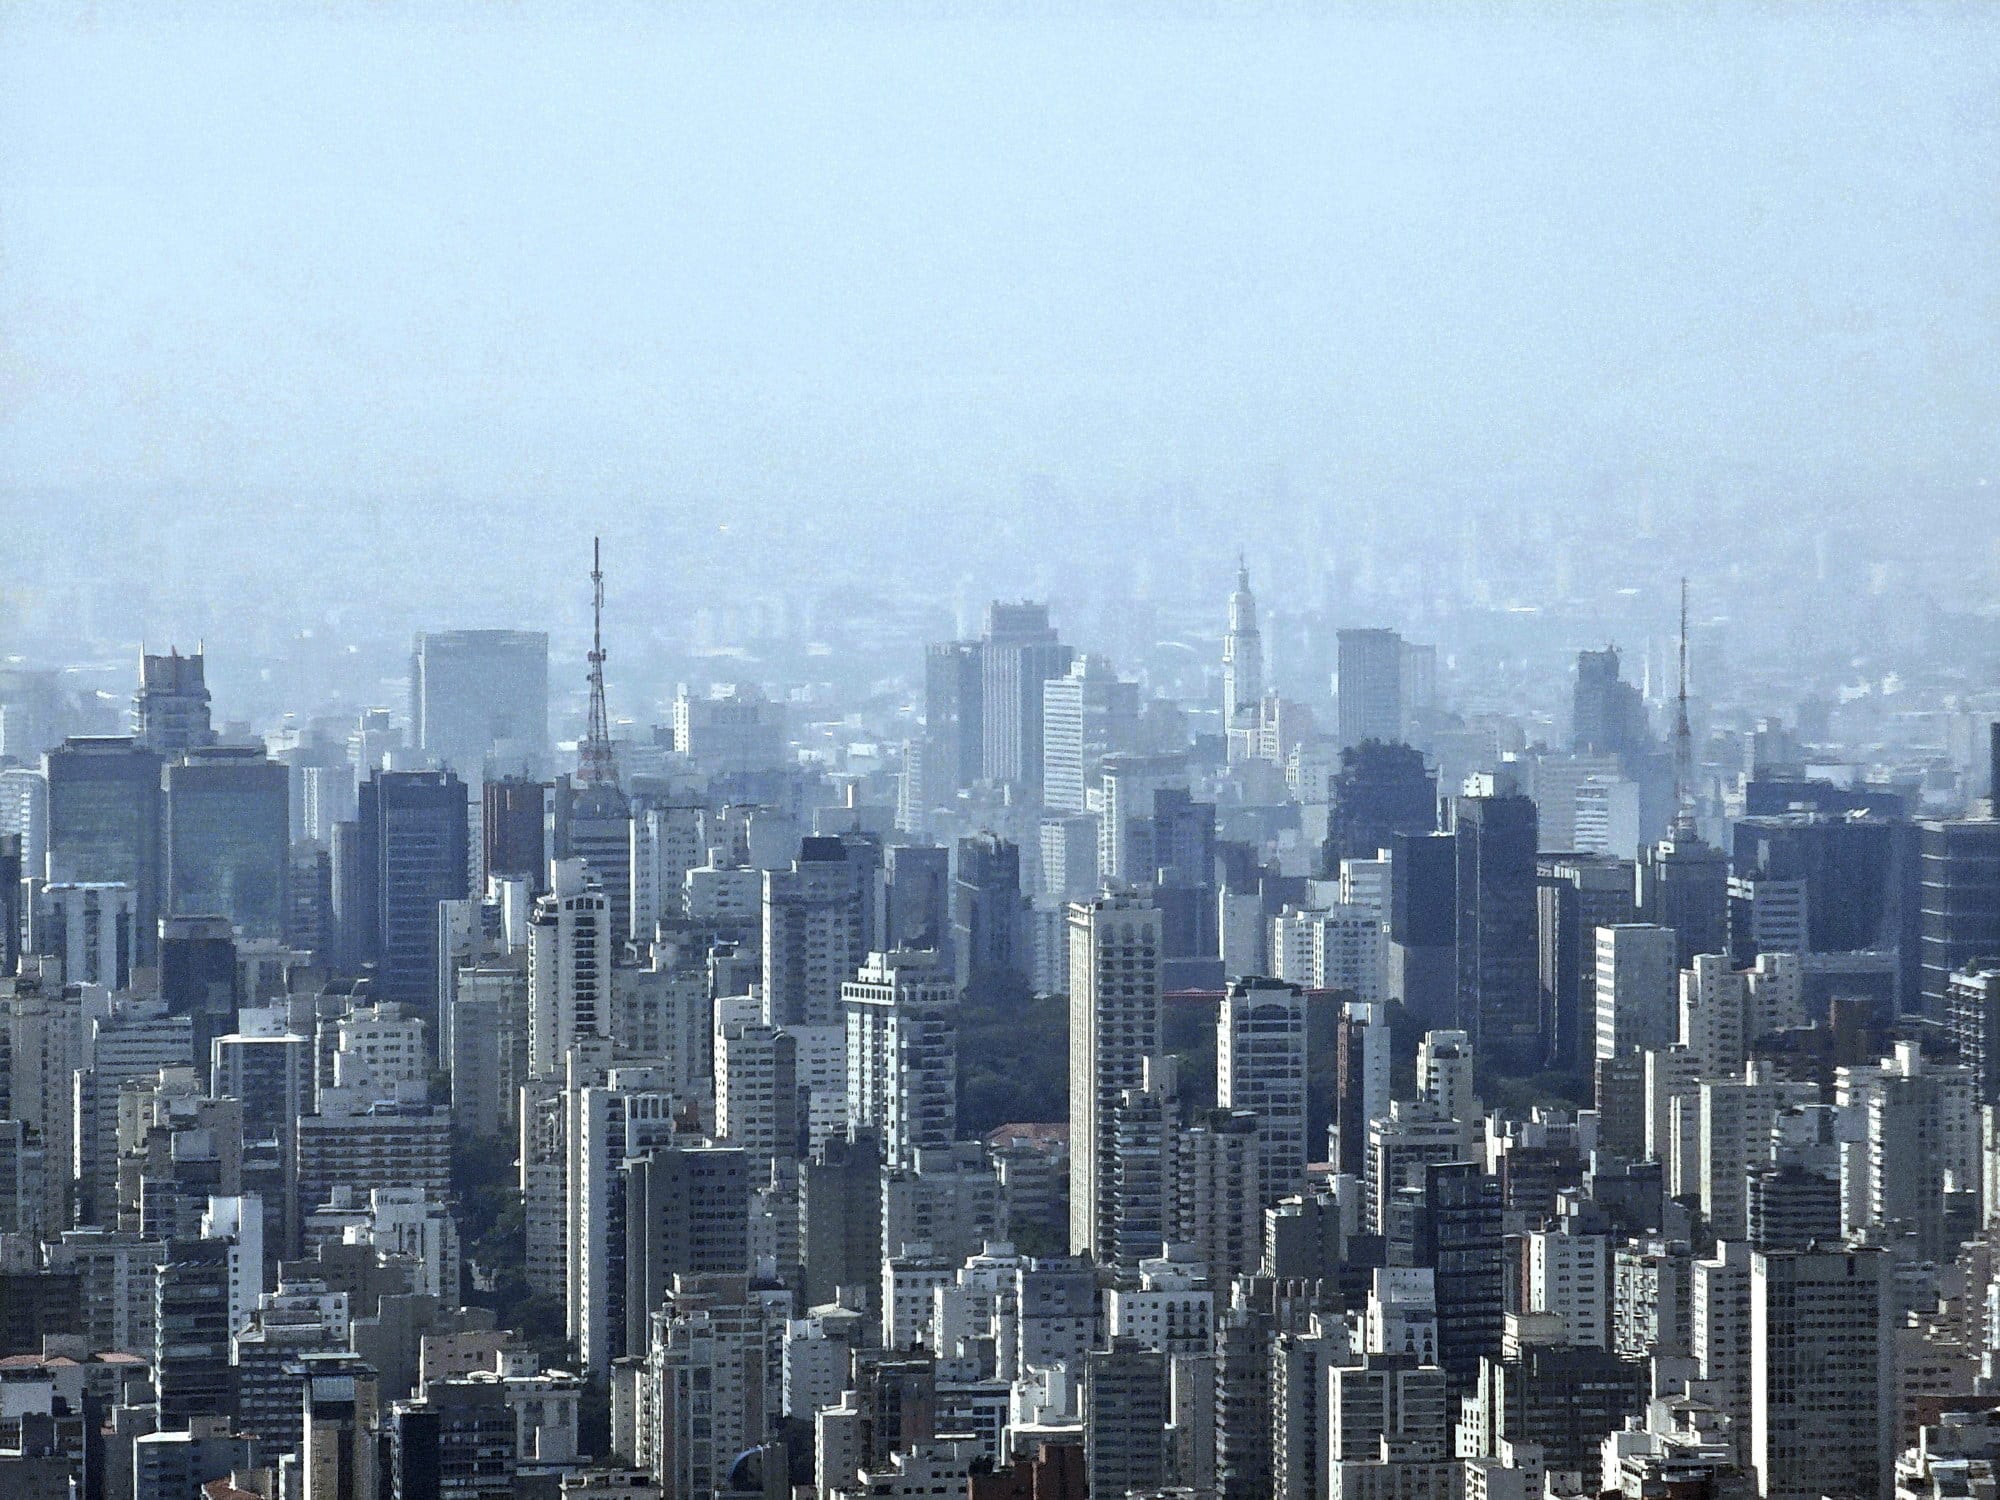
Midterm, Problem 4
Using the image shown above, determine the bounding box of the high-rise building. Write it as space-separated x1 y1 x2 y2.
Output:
163 745 290 940
1453 776 1542 1072
1537 855 1637 1076
0 832 20 975
44 735 164 961
979 602 1073 794
409 629 550 780
1041 656 1140 814
349 769 471 1017
482 777 548 887
953 834 1028 997
527 859 611 1079
1083 1340 1170 1500
1336 628 1405 749
1390 831 1458 1029
1594 923 1679 1060
1637 834 1730 970
843 950 957 1169
630 799 705 940
33 880 137 989
1068 891 1163 1258
1217 975 1308 1204
1750 1247 1892 1500
1918 816 2000 1020
1322 740 1437 874
1098 752 1189 885
621 1146 752 1356
1334 1000 1392 1179
1571 647 1647 759
1221 561 1263 729
883 843 950 954
567 780 633 947
0 764 48 883
763 837 869 1027
1945 963 2000 1103
133 648 217 757
159 915 237 1087
923 641 985 796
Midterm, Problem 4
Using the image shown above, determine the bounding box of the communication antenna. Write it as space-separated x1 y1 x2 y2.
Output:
578 536 619 788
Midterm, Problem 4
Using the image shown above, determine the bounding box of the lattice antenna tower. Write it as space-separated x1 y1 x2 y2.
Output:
579 535 619 788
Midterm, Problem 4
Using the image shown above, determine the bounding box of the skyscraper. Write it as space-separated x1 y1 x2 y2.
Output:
843 950 958 1169
409 629 551 780
1593 923 1679 1060
1390 830 1459 1030
762 838 869 1028
1536 854 1637 1076
953 834 1028 997
132 647 216 757
1068 891 1163 1258
922 641 984 795
1221 560 1263 728
1571 647 1647 759
44 735 164 962
527 858 612 1078
352 769 471 1017
1321 740 1437 874
1750 1247 1892 1500
979 602 1073 794
1217 975 1308 1204
1337 628 1405 749
163 745 290 940
1041 655 1140 814
1453 775 1542 1072
1637 833 1730 970
1918 816 2000 1020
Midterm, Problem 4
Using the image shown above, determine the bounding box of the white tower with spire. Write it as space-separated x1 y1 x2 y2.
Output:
1222 556 1263 727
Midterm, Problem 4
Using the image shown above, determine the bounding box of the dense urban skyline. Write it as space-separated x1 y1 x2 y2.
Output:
4 6 2000 1500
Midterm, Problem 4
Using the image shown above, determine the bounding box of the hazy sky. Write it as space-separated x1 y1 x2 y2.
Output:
4 1 1997 552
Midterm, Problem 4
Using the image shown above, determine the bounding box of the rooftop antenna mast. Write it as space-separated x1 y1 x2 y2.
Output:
1672 575 1695 839
579 535 619 788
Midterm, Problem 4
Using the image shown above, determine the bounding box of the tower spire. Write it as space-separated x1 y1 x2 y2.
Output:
1672 575 1695 839
579 535 619 788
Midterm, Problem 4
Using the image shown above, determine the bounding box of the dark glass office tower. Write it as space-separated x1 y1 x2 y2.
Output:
1537 854 1637 1077
1636 834 1729 969
44 736 163 963
953 833 1028 997
159 915 238 1087
353 769 470 1020
1453 781 1541 1073
1389 830 1459 1030
1322 739 1438 874
164 746 290 941
482 776 548 887
1919 817 2000 1020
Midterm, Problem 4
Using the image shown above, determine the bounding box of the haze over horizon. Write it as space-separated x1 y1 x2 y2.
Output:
5 0 1998 603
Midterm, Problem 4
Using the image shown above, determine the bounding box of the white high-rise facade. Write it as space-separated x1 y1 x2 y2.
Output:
527 858 612 1079
1041 656 1140 815
629 801 705 940
843 950 958 1169
1216 976 1308 1205
1068 892 1163 1258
